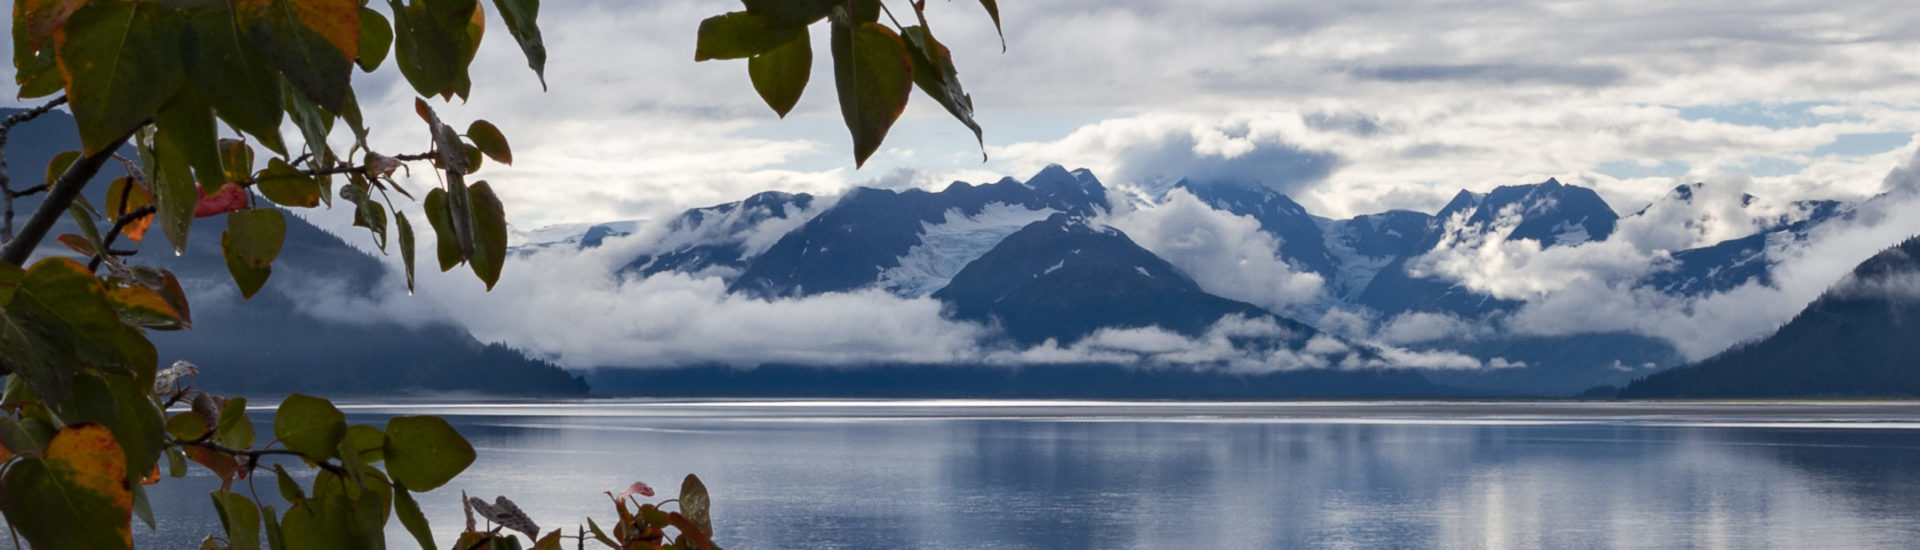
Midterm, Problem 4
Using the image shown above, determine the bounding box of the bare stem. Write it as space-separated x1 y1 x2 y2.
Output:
0 96 70 245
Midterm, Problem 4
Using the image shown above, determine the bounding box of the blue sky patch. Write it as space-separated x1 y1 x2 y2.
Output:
1597 159 1690 179
1811 132 1913 157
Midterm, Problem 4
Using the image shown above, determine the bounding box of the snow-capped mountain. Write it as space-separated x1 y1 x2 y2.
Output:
550 166 1859 395
729 166 1112 298
615 190 819 280
1173 179 1341 283
933 213 1318 347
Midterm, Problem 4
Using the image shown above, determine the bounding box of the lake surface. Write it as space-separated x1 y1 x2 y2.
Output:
132 400 1920 549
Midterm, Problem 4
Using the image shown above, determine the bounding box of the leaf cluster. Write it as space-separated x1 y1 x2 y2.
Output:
696 0 1002 167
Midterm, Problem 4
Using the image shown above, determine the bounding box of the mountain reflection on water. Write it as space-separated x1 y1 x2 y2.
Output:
131 400 1920 549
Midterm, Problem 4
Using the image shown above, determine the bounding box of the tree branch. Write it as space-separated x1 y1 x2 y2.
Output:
171 437 348 476
0 127 136 267
0 96 70 244
88 205 156 271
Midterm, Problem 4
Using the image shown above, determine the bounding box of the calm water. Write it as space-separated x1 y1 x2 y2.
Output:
130 400 1920 549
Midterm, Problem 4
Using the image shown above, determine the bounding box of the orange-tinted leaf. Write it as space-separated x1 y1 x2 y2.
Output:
235 0 360 111
0 423 133 549
55 233 96 257
185 445 241 489
105 177 154 242
109 285 184 330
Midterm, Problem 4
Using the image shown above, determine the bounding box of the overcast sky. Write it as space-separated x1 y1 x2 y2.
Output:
13 0 1920 371
418 0 1920 229
13 0 1917 229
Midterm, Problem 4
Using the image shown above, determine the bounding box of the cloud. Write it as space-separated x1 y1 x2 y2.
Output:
1489 149 1920 360
1346 63 1628 87
995 116 1343 199
1104 188 1327 314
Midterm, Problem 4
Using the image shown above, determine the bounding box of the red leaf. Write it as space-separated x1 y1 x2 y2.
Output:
194 183 249 218
617 481 655 500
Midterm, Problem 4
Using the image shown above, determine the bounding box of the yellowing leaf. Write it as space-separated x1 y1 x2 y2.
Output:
0 423 133 550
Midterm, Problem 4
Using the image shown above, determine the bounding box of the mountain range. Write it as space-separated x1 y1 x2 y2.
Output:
9 104 1906 399
550 161 1872 396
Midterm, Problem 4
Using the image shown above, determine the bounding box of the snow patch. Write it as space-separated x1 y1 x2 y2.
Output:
878 203 1055 297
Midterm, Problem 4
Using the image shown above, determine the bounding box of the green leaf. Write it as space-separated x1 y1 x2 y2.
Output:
212 491 264 550
186 8 289 156
353 196 389 251
283 81 336 167
346 424 385 463
680 474 714 539
467 181 507 290
221 139 257 182
156 86 227 190
396 211 417 292
310 469 393 549
54 0 186 154
748 25 810 118
263 504 288 550
424 187 462 271
44 150 80 185
278 493 360 550
215 396 256 449
383 415 474 492
274 393 346 462
0 258 157 420
132 482 155 530
901 25 984 160
168 412 210 441
235 0 359 112
390 0 469 99
357 7 393 72
335 434 368 488
467 120 513 165
150 122 199 255
393 483 437 550
977 0 1004 50
830 13 914 168
586 518 618 548
257 158 324 208
489 0 546 88
0 424 133 549
167 446 189 478
740 0 838 27
275 465 305 504
223 208 288 300
695 11 802 61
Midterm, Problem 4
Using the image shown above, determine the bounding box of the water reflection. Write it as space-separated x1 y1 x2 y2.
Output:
129 402 1920 549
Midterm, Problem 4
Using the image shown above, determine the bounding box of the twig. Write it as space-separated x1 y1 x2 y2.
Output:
171 437 347 476
88 205 155 271
0 96 70 244
0 124 138 266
